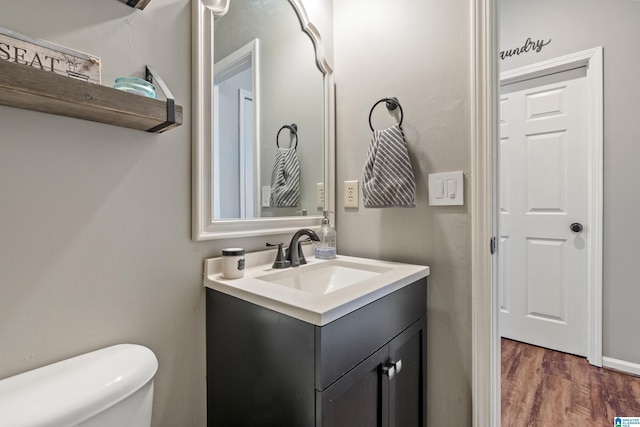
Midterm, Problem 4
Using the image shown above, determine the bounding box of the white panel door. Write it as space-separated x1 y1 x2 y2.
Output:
499 69 588 356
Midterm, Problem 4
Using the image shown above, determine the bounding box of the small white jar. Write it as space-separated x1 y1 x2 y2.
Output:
221 248 245 279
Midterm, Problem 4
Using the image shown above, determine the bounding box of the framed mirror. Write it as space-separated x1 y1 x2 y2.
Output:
192 0 335 240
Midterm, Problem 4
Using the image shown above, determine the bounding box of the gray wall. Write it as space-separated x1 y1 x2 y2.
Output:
334 0 473 424
500 0 640 364
0 0 261 425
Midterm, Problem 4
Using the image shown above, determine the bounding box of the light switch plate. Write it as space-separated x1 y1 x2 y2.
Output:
428 171 464 206
262 186 271 207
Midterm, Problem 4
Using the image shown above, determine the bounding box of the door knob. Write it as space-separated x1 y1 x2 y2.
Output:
570 223 583 233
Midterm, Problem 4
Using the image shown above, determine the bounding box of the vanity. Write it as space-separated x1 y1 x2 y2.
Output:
204 250 430 426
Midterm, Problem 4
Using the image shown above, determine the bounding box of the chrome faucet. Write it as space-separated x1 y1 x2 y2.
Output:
286 228 320 267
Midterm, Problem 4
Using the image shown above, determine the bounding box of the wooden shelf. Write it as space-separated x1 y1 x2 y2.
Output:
0 59 183 133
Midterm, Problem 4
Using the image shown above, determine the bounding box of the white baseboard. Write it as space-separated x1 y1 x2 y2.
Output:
602 356 640 377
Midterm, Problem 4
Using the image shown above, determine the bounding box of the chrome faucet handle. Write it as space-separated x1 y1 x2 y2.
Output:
266 242 291 269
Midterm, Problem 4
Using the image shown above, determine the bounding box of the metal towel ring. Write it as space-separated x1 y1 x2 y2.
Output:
368 97 403 131
276 124 298 149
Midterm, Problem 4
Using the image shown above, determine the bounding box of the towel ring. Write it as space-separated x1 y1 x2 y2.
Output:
276 124 298 149
369 97 403 131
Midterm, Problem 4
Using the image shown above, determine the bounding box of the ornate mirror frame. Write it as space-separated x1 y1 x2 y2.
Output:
192 0 335 241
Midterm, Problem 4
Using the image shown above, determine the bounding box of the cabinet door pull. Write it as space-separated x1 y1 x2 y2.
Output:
382 363 396 380
394 359 403 374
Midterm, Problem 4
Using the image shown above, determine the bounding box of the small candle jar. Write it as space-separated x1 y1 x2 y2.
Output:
221 248 245 279
113 77 157 98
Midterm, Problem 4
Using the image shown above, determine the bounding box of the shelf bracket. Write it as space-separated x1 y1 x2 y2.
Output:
145 65 176 133
119 0 152 10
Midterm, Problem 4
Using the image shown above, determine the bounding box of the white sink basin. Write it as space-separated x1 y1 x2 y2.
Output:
256 260 392 295
204 252 429 325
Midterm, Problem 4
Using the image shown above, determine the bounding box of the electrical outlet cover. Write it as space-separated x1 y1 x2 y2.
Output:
317 183 324 208
344 180 359 208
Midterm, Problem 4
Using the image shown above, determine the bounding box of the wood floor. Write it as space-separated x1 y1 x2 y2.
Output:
502 338 640 426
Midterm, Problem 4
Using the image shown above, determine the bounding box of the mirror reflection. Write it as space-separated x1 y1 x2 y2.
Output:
213 0 324 220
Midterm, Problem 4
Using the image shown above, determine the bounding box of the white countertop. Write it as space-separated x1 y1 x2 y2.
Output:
203 248 430 326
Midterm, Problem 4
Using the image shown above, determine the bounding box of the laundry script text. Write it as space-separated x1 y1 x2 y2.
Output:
500 37 552 60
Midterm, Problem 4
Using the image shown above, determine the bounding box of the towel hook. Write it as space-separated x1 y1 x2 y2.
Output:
276 124 298 149
369 97 403 131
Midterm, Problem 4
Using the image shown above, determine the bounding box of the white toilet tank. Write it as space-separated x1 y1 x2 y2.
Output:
0 344 158 427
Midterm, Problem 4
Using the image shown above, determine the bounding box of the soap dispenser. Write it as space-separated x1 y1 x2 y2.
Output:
315 211 337 260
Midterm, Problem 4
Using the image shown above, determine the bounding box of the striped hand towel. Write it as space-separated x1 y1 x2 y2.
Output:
270 147 301 207
362 123 416 208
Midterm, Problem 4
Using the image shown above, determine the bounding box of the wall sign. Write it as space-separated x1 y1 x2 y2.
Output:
500 37 551 60
0 26 101 84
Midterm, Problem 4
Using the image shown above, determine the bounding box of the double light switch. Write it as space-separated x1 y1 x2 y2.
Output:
428 171 464 206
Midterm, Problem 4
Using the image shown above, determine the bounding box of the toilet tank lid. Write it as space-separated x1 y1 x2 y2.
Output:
0 344 158 427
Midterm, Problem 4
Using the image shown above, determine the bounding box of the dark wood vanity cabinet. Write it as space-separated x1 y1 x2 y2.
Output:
206 277 427 427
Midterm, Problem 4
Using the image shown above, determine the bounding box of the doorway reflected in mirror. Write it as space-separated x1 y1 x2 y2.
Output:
213 0 324 220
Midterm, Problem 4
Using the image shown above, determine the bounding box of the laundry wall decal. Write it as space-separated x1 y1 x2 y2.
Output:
500 37 551 60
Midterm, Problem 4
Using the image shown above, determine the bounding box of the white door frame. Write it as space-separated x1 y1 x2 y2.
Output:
470 0 604 420
499 47 604 367
238 88 257 218
471 2 500 426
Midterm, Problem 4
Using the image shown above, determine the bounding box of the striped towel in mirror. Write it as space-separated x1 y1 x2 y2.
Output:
270 147 300 207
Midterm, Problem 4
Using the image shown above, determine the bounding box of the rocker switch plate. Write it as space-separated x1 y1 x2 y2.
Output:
262 186 271 207
428 171 464 206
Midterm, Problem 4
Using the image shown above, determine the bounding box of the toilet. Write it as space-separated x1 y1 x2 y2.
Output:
0 344 158 427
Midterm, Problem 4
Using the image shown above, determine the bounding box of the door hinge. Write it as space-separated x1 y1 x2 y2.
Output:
490 236 496 255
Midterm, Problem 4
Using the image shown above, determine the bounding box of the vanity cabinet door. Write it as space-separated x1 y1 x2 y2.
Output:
317 346 389 427
388 318 427 427
206 289 316 427
317 318 426 427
